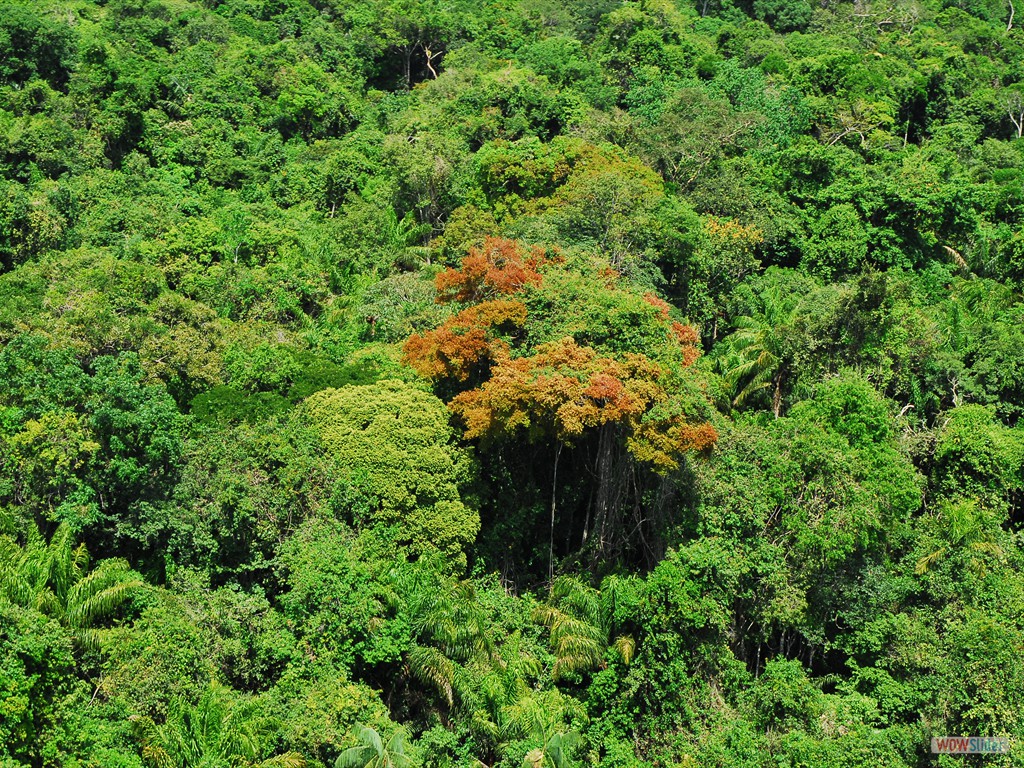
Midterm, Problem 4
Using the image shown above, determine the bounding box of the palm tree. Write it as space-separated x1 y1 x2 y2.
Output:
532 576 635 681
720 281 804 418
0 523 144 650
335 725 415 768
500 689 584 768
134 683 305 768
384 209 432 270
392 565 495 711
915 498 1006 578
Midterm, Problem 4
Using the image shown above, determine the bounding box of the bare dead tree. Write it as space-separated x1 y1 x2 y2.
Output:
1005 89 1024 137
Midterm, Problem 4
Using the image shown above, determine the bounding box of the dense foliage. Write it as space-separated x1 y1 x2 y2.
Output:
1 0 1024 765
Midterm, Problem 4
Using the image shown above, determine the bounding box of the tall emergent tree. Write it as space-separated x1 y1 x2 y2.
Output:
405 238 717 566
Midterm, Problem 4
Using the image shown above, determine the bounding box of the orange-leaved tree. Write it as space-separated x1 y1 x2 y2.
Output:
404 237 716 568
403 238 557 385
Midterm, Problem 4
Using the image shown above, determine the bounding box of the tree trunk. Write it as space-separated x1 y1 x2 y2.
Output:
402 47 412 90
549 443 561 582
772 371 783 419
593 424 617 556
425 46 440 78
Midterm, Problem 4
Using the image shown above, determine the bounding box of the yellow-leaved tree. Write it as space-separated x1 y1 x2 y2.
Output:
303 379 479 569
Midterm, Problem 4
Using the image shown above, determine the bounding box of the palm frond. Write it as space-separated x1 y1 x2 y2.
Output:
66 569 143 629
915 547 946 575
74 626 109 653
259 753 307 768
384 729 414 768
335 745 374 768
409 645 456 707
611 635 635 665
141 743 175 768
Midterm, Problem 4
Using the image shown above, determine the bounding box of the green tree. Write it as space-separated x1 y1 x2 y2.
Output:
385 562 505 726
302 380 479 568
930 404 1023 510
753 0 812 32
0 337 185 569
0 3 78 88
0 601 78 763
742 658 823 733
